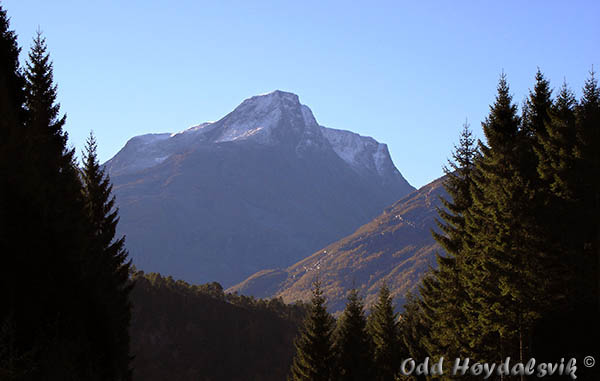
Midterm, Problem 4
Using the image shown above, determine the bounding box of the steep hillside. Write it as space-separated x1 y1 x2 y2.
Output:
229 176 447 313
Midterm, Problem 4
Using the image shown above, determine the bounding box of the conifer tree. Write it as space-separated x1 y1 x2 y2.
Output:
521 69 554 211
20 30 96 379
573 70 600 306
522 70 553 139
421 122 477 362
536 81 578 200
397 292 428 381
463 73 555 366
532 81 580 309
25 31 68 160
289 280 336 381
81 132 133 381
367 285 401 381
529 73 599 376
0 4 24 145
332 289 373 381
0 6 28 376
460 73 524 363
568 71 600 363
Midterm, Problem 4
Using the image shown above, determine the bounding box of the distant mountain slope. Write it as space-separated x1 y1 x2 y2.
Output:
228 176 447 313
106 90 414 287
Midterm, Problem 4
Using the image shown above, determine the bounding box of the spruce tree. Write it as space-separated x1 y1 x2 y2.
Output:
536 81 578 200
289 280 336 381
421 122 477 363
522 70 553 139
81 132 133 381
0 4 24 144
530 73 599 377
25 31 68 158
569 71 600 364
397 292 428 381
332 289 373 381
463 73 556 367
21 30 97 379
573 70 600 307
367 285 401 381
461 73 526 364
0 5 28 377
533 81 580 308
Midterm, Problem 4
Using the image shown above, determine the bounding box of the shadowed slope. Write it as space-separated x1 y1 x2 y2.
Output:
229 176 447 313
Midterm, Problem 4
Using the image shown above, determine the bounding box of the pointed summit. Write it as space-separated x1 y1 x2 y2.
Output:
251 89 301 103
214 90 323 148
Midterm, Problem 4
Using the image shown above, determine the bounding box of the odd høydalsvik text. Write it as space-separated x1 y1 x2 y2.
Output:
399 357 578 379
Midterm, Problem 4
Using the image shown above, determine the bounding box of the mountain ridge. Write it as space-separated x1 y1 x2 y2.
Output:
105 90 403 183
105 90 415 287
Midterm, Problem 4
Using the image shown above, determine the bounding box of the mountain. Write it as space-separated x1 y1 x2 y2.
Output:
228 175 447 313
106 90 414 287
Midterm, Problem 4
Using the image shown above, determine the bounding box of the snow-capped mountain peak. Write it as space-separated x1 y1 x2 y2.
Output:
212 90 322 146
105 91 403 182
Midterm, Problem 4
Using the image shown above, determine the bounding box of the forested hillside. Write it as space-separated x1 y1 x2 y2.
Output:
129 272 307 381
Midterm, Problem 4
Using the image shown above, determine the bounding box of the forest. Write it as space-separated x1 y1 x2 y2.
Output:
289 69 600 379
1 3 598 381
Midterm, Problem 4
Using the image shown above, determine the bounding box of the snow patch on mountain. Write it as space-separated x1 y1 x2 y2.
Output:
132 133 171 144
170 122 215 138
373 143 389 175
215 108 279 143
154 155 170 164
319 127 397 178
213 90 303 144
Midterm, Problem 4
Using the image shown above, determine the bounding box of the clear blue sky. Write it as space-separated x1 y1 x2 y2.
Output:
4 1 599 187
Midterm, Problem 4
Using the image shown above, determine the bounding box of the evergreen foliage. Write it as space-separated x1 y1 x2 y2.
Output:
461 73 548 364
130 272 308 381
397 292 429 381
0 5 29 377
536 81 578 200
81 132 133 380
572 70 600 307
0 4 24 144
421 122 477 363
0 7 134 378
367 285 401 381
332 289 373 381
289 280 336 381
401 69 599 380
6 28 97 379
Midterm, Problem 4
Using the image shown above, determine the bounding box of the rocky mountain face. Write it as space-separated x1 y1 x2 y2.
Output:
228 176 448 313
106 91 414 287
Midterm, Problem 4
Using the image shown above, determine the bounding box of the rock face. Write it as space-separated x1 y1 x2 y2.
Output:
228 176 448 313
106 90 414 286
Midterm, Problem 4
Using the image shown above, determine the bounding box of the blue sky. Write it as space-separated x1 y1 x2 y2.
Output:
4 1 599 188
